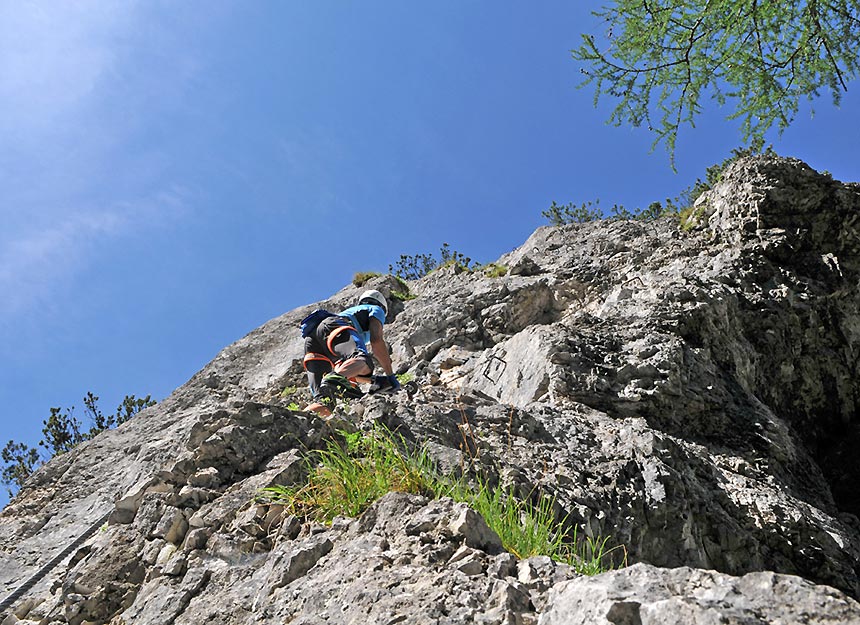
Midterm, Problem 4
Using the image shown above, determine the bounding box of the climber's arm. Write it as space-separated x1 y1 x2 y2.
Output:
368 317 394 376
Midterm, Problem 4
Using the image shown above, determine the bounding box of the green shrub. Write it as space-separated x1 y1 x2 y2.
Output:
389 243 477 281
545 199 676 225
438 243 476 273
609 201 677 221
389 253 438 281
1 443 39 496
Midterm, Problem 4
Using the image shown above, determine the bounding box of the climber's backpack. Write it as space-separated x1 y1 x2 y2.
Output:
300 309 336 337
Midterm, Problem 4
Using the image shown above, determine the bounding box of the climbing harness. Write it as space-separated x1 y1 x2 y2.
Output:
303 352 334 369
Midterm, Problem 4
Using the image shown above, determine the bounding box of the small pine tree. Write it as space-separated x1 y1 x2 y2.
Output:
542 200 603 225
1 392 156 497
1 442 40 497
40 406 85 456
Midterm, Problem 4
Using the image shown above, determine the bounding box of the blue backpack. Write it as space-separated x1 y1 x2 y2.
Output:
299 309 336 338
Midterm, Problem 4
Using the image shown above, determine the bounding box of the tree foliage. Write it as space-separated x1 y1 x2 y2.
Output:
543 198 674 225
573 1 860 160
1 392 156 497
389 243 476 280
543 145 769 225
542 200 603 225
0 443 39 496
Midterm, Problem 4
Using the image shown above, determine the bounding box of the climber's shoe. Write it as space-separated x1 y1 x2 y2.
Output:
320 372 364 399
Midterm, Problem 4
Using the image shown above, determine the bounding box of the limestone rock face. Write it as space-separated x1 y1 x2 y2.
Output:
540 563 860 625
2 154 860 624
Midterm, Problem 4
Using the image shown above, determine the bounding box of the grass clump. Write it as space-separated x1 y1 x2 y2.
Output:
353 271 382 287
464 484 622 573
482 263 508 278
679 204 708 232
257 426 623 575
395 372 415 385
391 290 417 303
388 275 417 303
259 427 436 521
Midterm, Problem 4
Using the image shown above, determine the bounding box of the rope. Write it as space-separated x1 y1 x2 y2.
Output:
0 509 112 615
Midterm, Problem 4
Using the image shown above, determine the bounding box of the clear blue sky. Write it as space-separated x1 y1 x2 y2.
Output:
2 2 858 508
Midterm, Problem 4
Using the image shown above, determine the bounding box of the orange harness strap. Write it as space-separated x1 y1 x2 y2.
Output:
303 352 333 370
326 324 358 355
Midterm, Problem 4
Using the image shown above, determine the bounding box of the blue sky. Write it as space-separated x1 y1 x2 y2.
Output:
2 2 858 508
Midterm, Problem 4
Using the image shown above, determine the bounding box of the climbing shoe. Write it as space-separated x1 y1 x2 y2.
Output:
320 373 364 399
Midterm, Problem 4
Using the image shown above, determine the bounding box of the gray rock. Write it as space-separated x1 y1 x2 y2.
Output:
265 534 334 589
539 563 860 624
182 527 211 551
448 503 504 554
153 506 189 545
187 467 220 489
119 567 211 624
448 545 487 576
489 552 519 580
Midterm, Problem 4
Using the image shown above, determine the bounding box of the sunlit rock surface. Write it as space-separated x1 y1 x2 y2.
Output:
2 155 859 624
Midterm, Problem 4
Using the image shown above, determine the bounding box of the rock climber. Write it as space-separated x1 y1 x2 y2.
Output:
300 289 400 416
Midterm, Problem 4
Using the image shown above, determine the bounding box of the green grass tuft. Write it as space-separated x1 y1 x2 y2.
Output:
679 203 708 232
353 271 382 287
259 426 436 521
390 290 417 302
482 263 508 278
257 426 624 574
395 372 415 384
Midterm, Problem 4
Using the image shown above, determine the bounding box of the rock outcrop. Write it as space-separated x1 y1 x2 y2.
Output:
2 154 859 624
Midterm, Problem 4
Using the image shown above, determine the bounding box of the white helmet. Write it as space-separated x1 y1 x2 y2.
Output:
359 289 387 313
